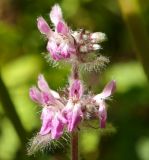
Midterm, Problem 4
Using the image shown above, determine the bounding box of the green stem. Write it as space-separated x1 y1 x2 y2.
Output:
0 75 28 146
118 0 149 80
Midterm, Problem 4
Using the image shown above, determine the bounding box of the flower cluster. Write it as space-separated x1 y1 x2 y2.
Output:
30 75 116 139
28 3 116 154
37 4 106 61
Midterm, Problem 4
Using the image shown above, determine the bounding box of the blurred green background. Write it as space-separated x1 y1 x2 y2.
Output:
0 0 149 159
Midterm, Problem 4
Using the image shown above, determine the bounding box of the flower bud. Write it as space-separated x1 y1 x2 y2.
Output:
79 44 101 53
82 34 88 41
79 45 88 52
90 32 106 43
92 44 101 50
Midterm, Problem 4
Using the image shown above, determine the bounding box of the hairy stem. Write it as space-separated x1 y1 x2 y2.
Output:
71 62 79 80
71 131 79 160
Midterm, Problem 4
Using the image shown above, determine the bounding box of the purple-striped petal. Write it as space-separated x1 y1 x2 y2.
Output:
51 114 64 139
50 4 63 26
98 101 107 128
38 74 50 92
29 87 43 104
40 108 53 135
69 80 83 99
41 92 56 105
47 41 63 60
93 80 116 103
101 80 116 99
67 103 83 132
37 17 51 34
56 21 69 35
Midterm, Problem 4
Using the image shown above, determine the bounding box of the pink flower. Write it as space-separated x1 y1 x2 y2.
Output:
29 74 60 106
93 80 116 128
40 108 66 139
37 4 76 61
69 79 83 99
51 112 67 139
28 3 116 155
37 4 107 63
39 107 53 135
29 75 66 139
63 79 83 132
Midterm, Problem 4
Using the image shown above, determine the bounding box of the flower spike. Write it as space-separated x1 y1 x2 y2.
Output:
29 3 116 155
